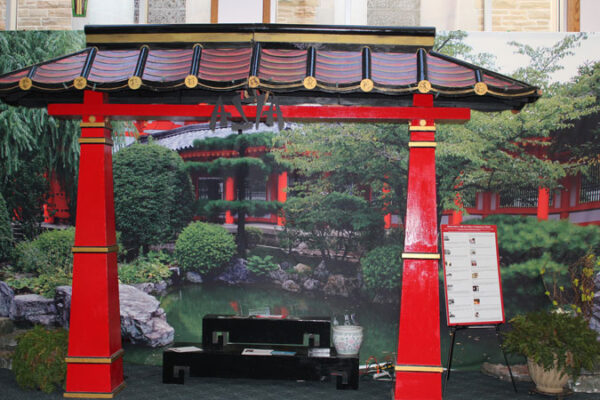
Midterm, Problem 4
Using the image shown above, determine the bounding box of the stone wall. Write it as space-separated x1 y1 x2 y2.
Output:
0 0 6 30
148 0 185 24
15 0 72 30
492 0 553 31
368 0 420 27
276 0 320 24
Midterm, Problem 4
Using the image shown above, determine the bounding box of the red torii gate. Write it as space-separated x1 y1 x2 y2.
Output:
0 24 539 400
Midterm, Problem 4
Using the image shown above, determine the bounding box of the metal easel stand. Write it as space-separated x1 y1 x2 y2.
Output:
442 324 517 397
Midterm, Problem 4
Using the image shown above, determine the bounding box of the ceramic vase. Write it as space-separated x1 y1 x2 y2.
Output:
332 325 363 356
527 358 570 394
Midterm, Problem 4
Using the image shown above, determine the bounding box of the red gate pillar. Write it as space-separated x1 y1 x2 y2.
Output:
65 91 125 398
537 186 550 220
277 171 288 226
395 94 442 400
225 176 235 224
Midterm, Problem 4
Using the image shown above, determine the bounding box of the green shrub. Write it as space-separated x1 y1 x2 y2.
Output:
361 245 403 293
15 228 75 273
113 142 194 253
246 255 278 276
0 192 13 261
119 251 173 284
13 325 68 393
245 226 263 249
175 222 236 274
465 215 600 272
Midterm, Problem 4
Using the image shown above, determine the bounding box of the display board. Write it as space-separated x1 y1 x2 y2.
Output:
441 225 505 326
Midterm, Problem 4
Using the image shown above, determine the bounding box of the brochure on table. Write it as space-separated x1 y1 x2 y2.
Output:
441 225 505 326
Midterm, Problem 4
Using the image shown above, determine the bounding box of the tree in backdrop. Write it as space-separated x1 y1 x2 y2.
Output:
113 142 194 255
273 32 598 264
0 31 85 237
436 33 598 213
184 132 283 257
0 192 13 261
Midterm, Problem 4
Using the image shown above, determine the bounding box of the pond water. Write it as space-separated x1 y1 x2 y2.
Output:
123 283 527 370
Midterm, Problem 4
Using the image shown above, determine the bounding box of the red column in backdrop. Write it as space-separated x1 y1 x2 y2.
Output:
225 176 235 224
65 91 125 398
537 186 550 220
277 171 288 226
383 180 392 229
394 94 443 400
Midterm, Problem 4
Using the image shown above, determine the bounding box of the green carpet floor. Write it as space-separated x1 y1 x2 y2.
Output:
0 363 597 399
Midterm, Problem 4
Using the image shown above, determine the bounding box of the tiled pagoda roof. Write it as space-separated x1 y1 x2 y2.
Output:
0 24 540 111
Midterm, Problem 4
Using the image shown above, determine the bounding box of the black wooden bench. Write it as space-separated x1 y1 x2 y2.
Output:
162 314 359 389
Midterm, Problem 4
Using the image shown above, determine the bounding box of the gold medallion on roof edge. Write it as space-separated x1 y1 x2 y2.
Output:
360 78 374 92
74 77 87 90
19 77 32 91
417 80 431 94
303 76 317 90
185 75 198 88
474 82 488 96
128 76 142 90
248 76 261 88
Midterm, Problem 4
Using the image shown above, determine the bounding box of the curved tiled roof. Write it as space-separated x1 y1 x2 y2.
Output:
0 24 540 112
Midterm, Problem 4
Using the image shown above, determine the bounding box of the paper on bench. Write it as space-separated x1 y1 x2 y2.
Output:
170 346 202 353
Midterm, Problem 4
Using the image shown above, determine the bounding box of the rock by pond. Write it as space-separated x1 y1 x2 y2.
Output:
217 258 255 285
322 274 359 297
0 281 14 318
282 280 301 293
9 294 57 326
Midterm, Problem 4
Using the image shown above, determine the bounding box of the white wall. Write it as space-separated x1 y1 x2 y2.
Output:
186 0 211 23
72 0 135 29
218 0 263 23
581 0 600 32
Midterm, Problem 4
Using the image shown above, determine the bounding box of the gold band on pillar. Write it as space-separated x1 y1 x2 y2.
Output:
78 137 114 146
65 349 124 364
408 141 437 148
72 245 119 253
401 252 440 260
80 121 111 129
395 365 444 373
409 125 436 131
63 382 126 399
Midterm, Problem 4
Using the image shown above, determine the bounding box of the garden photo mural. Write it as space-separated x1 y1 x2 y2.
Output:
0 28 599 395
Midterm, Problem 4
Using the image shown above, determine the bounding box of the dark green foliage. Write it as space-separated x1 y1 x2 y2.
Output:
192 132 277 151
199 200 282 216
503 311 600 380
14 228 74 273
283 191 384 262
244 226 263 249
118 251 173 284
13 325 68 393
113 142 194 253
465 215 600 278
361 245 403 294
0 192 13 260
246 255 278 276
185 157 271 176
175 222 236 274
1 32 85 234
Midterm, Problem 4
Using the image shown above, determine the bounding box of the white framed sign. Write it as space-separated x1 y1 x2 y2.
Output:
441 224 505 326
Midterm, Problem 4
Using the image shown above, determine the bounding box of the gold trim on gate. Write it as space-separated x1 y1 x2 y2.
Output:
417 79 431 94
360 78 374 92
409 125 436 132
395 365 444 373
408 141 437 148
80 121 110 128
65 349 124 364
72 245 119 253
74 76 88 90
248 76 260 88
78 137 113 146
303 76 317 90
19 77 32 91
184 74 198 88
401 252 440 260
63 381 126 399
474 82 488 96
86 32 434 47
128 76 142 90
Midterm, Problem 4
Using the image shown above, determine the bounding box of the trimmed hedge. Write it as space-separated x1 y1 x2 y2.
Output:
361 245 403 294
15 228 74 273
113 142 194 253
175 222 236 274
13 325 68 393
